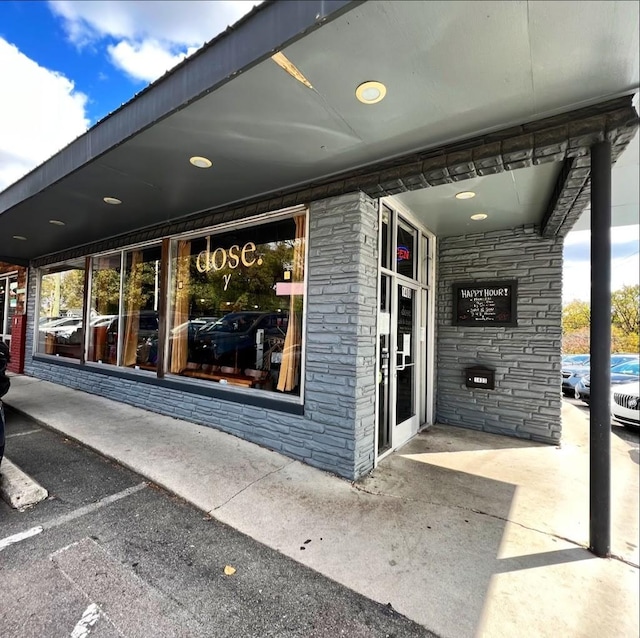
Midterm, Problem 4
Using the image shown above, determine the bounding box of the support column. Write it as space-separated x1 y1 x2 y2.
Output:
589 140 612 558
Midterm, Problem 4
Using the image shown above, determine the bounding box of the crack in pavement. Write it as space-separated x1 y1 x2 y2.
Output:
209 459 296 513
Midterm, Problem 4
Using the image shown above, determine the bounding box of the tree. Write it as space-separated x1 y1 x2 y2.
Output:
562 327 590 354
611 284 639 337
562 285 640 354
562 300 590 333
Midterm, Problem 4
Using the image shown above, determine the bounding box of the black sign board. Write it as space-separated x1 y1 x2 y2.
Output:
452 280 517 327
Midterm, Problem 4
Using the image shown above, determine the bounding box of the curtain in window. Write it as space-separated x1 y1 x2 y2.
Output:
170 240 191 374
277 214 305 392
123 251 143 367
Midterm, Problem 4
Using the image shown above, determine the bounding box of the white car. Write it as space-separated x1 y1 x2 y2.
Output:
611 380 640 430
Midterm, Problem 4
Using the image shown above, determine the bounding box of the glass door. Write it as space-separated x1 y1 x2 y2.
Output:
377 204 432 459
393 281 419 446
0 275 17 345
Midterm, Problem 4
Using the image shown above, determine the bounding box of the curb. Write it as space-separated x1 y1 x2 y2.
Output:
0 458 49 510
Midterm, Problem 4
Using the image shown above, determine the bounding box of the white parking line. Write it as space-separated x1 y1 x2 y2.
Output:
0 483 146 551
5 429 41 438
70 603 101 638
0 526 43 551
43 483 147 531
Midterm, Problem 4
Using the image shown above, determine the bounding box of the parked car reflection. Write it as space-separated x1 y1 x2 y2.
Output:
575 358 640 404
190 311 288 370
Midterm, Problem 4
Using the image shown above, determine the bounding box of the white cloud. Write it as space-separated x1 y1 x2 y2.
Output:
0 38 89 192
49 0 258 83
108 40 199 83
563 225 640 303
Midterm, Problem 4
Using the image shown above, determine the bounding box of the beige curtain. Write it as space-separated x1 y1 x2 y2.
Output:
123 251 143 367
277 215 305 392
170 241 191 374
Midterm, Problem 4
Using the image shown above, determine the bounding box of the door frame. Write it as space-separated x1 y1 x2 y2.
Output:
390 278 421 447
0 272 19 345
375 199 436 464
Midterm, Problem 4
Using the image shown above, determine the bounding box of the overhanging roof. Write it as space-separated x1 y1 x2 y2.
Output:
0 0 638 265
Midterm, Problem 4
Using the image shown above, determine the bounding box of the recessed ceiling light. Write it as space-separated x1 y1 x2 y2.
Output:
13 235 27 240
355 81 387 104
455 191 476 200
471 213 488 221
189 156 212 169
103 196 122 205
49 219 66 226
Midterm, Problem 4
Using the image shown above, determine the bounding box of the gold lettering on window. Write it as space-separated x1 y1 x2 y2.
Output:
195 238 264 274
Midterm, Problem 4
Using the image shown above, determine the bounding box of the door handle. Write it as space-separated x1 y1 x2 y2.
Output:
396 350 410 371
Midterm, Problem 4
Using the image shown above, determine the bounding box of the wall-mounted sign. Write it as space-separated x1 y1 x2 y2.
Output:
452 280 517 327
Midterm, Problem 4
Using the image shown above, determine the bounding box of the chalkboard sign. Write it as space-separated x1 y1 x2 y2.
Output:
452 280 517 326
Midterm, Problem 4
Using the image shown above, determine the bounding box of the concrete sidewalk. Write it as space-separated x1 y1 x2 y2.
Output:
2 374 638 638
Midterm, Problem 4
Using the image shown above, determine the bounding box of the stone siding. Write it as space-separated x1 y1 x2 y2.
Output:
436 225 563 443
24 193 379 479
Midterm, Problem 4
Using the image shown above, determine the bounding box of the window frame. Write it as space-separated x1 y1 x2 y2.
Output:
34 205 309 406
165 206 308 404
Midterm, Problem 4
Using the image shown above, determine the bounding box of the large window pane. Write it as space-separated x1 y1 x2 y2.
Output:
168 214 306 396
38 260 85 359
121 246 161 371
87 254 121 365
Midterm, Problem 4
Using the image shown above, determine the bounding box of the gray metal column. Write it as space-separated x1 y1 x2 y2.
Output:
589 140 612 558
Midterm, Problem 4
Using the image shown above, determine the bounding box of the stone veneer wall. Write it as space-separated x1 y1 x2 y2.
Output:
436 225 563 443
23 192 379 480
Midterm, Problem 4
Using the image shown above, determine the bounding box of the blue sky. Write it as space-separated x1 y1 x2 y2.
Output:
0 1 638 303
0 0 139 124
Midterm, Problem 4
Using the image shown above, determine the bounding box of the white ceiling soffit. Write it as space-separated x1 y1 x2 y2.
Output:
0 0 638 264
572 96 640 232
274 0 639 166
391 162 562 237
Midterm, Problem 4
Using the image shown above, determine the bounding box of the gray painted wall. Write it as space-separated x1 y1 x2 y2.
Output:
24 192 379 480
436 224 563 443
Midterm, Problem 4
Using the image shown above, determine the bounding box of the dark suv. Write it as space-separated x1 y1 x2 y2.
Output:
191 311 288 369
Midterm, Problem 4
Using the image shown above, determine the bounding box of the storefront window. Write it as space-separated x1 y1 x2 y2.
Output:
168 213 306 396
121 246 161 371
87 254 121 365
37 259 85 359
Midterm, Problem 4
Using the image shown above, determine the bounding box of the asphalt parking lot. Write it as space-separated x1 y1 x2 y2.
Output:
563 394 640 449
0 409 435 638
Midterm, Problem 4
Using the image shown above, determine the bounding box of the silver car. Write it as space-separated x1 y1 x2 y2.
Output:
611 381 640 430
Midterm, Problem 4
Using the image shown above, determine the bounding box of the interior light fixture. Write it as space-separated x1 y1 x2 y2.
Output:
13 235 27 240
189 156 212 169
455 191 476 200
103 196 122 205
355 81 387 104
49 219 66 226
470 213 488 221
